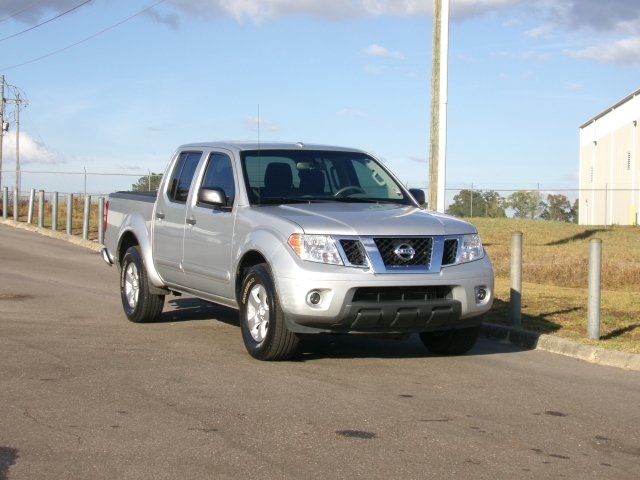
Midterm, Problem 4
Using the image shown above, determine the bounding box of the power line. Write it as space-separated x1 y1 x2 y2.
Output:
0 0 49 24
1 0 167 71
0 0 93 43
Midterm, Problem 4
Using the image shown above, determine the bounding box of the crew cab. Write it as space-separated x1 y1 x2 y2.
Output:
102 142 494 360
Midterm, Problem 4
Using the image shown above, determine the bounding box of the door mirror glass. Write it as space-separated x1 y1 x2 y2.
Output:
409 188 426 206
198 188 226 207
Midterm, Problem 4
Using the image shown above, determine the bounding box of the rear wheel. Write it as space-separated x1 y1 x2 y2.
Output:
239 264 299 361
419 326 480 355
120 246 164 323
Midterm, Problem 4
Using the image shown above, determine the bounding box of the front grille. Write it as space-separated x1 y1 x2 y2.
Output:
373 237 432 267
340 239 367 266
442 239 458 265
352 286 451 303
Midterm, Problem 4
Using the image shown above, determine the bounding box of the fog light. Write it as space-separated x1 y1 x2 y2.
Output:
475 286 488 303
307 291 321 305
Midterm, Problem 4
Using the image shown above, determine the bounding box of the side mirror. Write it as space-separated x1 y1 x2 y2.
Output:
198 187 226 207
409 188 426 206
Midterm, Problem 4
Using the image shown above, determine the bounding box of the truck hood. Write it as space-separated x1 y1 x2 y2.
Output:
259 203 476 236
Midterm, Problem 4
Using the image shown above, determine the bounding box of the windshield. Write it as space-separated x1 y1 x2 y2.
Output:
240 149 411 206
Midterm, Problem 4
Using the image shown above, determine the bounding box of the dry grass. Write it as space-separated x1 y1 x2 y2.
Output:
470 218 640 353
1 196 101 240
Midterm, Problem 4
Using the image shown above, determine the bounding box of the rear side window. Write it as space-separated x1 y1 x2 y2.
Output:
168 151 202 202
200 152 236 207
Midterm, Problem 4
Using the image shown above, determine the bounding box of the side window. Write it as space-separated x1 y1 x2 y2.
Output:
168 151 202 203
199 152 236 207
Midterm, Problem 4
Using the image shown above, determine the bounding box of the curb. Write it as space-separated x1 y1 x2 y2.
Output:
481 322 640 372
0 218 102 252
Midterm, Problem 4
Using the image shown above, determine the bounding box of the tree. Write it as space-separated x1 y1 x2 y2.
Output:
508 190 542 219
482 190 507 218
447 189 484 217
540 194 572 222
570 198 579 223
446 189 506 218
131 173 163 191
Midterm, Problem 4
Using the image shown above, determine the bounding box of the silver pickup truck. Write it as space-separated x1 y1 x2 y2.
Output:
102 142 493 360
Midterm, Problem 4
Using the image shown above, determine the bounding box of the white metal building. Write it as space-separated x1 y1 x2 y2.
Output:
579 89 640 225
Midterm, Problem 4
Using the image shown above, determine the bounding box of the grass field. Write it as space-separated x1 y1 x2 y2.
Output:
472 218 640 353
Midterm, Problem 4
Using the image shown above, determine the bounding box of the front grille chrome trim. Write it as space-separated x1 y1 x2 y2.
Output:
333 234 467 274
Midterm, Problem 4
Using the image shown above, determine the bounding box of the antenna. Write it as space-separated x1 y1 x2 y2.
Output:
257 103 261 150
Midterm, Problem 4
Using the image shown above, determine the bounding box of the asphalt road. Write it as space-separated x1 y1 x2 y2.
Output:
1 224 639 480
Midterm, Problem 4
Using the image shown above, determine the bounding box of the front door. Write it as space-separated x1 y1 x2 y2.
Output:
153 150 202 286
182 150 237 299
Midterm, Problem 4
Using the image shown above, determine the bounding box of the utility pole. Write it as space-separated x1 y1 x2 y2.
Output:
15 93 21 194
0 75 4 190
428 0 450 213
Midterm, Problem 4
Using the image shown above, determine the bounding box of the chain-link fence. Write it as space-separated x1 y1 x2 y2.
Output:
406 186 640 226
1 169 639 226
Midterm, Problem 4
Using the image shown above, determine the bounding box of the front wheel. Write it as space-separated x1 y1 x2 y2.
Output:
120 246 164 323
419 326 480 355
239 264 299 361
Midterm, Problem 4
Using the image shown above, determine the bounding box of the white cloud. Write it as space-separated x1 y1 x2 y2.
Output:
160 0 526 23
364 44 404 60
244 116 280 132
2 132 66 165
566 37 640 65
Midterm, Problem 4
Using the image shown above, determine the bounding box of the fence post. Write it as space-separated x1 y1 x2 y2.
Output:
66 193 73 235
37 190 45 228
52 192 59 231
98 196 105 244
510 232 523 328
82 195 91 240
588 238 602 340
27 188 35 224
2 187 7 219
13 188 19 221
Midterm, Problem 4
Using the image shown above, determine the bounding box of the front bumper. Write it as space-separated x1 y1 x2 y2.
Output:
276 255 494 334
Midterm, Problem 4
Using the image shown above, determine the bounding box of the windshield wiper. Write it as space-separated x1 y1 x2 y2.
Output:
330 197 401 204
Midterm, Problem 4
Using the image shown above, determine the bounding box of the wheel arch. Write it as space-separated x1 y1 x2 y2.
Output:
235 250 268 303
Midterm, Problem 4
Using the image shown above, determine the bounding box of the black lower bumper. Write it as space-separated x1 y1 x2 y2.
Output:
292 299 480 334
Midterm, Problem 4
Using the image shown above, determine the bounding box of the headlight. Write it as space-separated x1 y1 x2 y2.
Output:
459 234 485 263
287 234 343 265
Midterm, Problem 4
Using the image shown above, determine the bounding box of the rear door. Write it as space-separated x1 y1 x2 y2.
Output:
181 150 237 299
153 150 202 286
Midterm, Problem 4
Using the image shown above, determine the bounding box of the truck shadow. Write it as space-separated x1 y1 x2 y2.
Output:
160 297 239 327
162 297 528 360
295 333 525 361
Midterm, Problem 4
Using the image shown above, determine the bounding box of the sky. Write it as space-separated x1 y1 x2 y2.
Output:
0 0 639 195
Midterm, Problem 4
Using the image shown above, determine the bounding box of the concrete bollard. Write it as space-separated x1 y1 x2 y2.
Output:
27 188 35 224
82 195 91 240
2 187 7 220
588 238 602 340
13 188 19 221
52 192 59 231
66 193 73 235
38 190 45 228
510 232 523 328
98 197 105 245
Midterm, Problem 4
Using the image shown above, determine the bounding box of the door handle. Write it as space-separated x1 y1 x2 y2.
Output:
155 211 165 220
186 216 197 226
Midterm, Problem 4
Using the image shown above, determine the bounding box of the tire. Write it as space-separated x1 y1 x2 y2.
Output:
239 264 299 361
419 326 480 355
120 246 164 323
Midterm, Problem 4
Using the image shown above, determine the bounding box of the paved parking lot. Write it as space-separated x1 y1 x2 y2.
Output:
1 224 639 479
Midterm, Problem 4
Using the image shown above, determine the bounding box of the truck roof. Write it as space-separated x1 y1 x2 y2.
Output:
179 141 367 153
